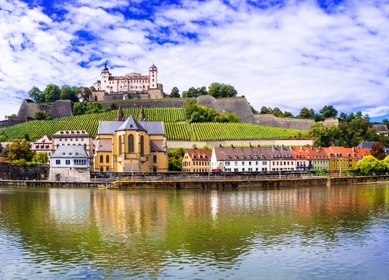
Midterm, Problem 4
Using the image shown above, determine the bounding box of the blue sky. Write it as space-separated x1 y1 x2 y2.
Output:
1 0 389 121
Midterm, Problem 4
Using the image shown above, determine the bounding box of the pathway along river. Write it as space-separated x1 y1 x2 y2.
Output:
0 183 389 279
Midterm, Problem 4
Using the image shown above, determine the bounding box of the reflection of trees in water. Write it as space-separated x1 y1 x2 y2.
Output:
0 185 388 276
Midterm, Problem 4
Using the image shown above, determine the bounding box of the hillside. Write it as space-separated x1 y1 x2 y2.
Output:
0 108 310 141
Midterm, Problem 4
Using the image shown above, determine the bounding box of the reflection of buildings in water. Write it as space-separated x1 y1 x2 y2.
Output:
211 190 218 220
92 191 170 239
49 189 91 224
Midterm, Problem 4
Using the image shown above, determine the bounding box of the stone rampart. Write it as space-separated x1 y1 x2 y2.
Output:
17 99 73 119
254 114 314 130
197 96 254 123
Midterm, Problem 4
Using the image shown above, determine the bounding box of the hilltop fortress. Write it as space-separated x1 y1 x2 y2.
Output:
90 63 166 101
5 63 319 131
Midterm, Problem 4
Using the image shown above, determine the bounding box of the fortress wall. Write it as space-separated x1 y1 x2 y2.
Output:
197 96 254 123
254 114 314 130
99 99 186 108
17 99 73 119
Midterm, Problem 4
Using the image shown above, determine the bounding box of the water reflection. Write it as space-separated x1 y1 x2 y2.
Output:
0 184 389 279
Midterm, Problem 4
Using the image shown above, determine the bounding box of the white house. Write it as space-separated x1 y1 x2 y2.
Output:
49 146 90 182
211 145 296 173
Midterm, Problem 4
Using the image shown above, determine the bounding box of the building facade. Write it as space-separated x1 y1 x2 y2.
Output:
52 130 94 164
182 149 212 172
91 63 164 101
31 135 53 159
49 146 90 182
94 111 168 173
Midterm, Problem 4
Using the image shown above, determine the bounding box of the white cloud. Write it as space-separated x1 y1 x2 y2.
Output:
1 0 389 121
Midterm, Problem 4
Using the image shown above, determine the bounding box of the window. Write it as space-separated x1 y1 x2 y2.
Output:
74 159 87 165
66 160 70 165
140 135 145 156
106 155 110 163
56 160 60 165
153 155 157 163
128 134 134 152
119 136 123 154
100 155 103 163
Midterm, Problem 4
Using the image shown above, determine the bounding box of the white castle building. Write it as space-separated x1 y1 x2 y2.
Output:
91 63 165 101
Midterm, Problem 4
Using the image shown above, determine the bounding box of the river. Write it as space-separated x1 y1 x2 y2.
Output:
0 184 388 279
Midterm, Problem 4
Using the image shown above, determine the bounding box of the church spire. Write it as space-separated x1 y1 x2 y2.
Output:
114 106 125 121
137 106 147 121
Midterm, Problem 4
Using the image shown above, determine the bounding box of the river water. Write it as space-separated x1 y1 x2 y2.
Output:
0 184 388 279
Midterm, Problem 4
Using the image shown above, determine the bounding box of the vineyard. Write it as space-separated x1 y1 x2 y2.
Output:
0 108 309 141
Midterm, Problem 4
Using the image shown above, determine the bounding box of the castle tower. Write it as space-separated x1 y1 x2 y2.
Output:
100 62 111 92
149 64 158 89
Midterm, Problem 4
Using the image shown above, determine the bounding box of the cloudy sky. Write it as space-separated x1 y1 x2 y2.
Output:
1 0 389 121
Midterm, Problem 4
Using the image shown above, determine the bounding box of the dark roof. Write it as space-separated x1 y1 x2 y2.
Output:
117 115 146 132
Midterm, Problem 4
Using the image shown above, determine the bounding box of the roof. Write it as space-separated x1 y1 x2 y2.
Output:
117 115 146 132
97 116 164 135
51 146 89 158
186 149 212 160
214 146 294 161
53 130 91 138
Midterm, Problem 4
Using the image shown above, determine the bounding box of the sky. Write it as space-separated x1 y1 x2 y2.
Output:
1 0 389 121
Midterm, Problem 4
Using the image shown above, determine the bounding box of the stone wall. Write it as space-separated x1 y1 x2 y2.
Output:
16 99 73 119
49 167 91 182
254 114 314 130
0 163 49 180
197 95 254 123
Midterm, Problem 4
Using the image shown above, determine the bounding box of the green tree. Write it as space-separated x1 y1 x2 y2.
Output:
250 104 259 114
168 148 185 171
170 87 180 98
356 155 386 173
198 86 208 96
272 107 284 118
32 152 48 164
75 86 92 101
6 139 35 164
43 84 61 102
208 82 237 98
72 102 87 116
298 107 314 119
60 85 79 102
28 86 45 103
260 106 268 114
34 110 47 120
320 105 338 118
182 87 199 98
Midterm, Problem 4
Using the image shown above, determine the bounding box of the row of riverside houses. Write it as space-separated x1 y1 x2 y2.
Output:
183 145 372 174
11 107 168 182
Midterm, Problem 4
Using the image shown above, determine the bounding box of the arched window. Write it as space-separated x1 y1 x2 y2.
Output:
118 136 122 155
140 135 145 156
100 155 103 163
128 134 134 152
153 155 157 163
106 155 110 163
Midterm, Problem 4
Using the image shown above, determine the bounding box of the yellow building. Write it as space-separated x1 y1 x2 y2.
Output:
94 109 168 173
182 149 212 172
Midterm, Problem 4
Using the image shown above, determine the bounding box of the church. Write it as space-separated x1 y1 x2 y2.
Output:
91 63 165 101
94 107 168 173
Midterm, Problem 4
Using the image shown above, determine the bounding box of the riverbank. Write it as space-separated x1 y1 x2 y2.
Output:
1 175 388 189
